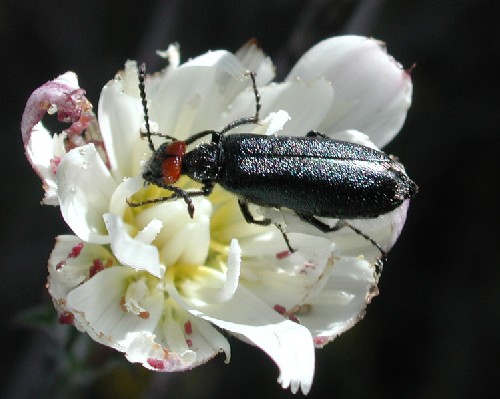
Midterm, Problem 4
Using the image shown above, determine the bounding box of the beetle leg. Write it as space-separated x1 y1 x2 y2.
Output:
297 214 387 260
306 130 328 139
184 130 219 145
238 200 296 253
238 199 271 225
127 185 195 217
296 213 343 232
127 183 214 218
275 223 296 253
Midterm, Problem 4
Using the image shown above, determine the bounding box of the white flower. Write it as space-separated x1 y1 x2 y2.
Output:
21 36 413 394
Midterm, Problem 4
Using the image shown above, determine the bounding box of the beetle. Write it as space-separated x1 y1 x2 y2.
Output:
128 64 418 258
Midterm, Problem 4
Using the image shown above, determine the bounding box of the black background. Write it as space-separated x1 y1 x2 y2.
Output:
1 0 499 398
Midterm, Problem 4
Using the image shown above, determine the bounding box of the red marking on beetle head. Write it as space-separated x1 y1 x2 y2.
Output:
161 141 187 184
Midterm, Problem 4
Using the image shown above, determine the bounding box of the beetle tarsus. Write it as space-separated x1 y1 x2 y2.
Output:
275 223 296 253
238 199 271 225
297 214 387 260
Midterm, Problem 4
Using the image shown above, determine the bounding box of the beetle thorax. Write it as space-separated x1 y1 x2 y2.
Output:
182 142 220 183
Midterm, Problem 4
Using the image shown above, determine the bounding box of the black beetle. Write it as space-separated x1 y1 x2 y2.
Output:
128 64 417 257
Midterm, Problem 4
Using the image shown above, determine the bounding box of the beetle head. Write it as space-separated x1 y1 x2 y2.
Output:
143 141 187 187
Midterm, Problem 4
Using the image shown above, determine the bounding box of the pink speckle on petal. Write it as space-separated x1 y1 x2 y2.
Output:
139 311 150 319
276 250 291 259
58 311 74 325
56 260 66 270
21 77 94 147
147 358 165 370
89 259 104 278
313 336 330 346
69 242 84 258
50 157 62 174
186 339 193 348
184 321 193 335
273 304 286 314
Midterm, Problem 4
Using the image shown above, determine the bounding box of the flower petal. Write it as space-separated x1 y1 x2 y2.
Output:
240 233 334 308
235 39 275 85
148 51 249 138
48 235 116 301
287 35 412 147
57 144 116 243
223 78 333 136
125 304 231 371
134 197 212 267
262 202 409 262
66 266 164 351
214 238 241 303
21 72 81 145
103 213 163 278
24 124 66 205
98 63 149 180
109 176 144 216
166 276 315 394
297 256 378 347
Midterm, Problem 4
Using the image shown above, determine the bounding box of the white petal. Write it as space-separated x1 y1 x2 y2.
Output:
287 35 412 147
148 51 248 137
125 307 230 371
261 110 290 136
194 239 241 304
103 213 163 278
297 257 378 346
329 129 378 149
166 278 314 394
24 124 65 205
328 202 411 260
215 239 241 303
135 197 211 267
57 144 115 243
224 79 333 136
98 69 149 180
125 331 185 370
235 39 276 85
240 233 334 308
66 266 164 351
21 72 80 146
188 314 231 364
263 205 407 262
47 235 115 301
109 176 144 216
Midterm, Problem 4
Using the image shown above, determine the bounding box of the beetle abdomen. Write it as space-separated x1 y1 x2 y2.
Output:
219 134 416 219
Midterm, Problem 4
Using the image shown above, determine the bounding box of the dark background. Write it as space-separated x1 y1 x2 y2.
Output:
1 0 499 398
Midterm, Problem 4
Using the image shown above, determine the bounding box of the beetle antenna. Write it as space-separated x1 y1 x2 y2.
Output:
248 71 260 122
138 63 155 152
219 71 262 135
